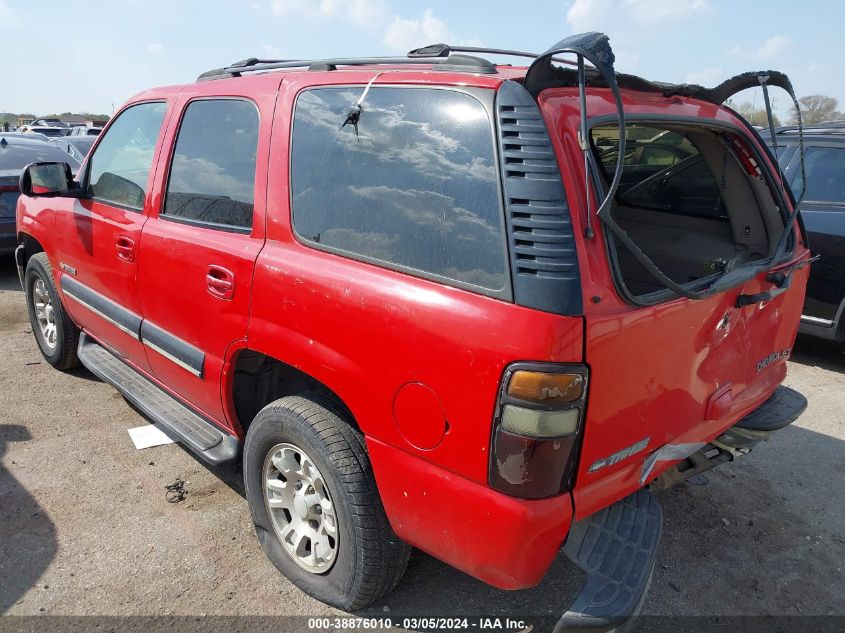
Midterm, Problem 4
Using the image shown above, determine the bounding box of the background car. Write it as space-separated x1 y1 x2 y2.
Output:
17 125 68 138
765 123 845 342
68 125 102 136
0 133 80 255
48 135 96 163
0 131 51 142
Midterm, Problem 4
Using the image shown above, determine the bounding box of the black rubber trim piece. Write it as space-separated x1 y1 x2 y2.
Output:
14 243 25 289
60 275 142 339
77 333 238 464
140 320 205 378
495 80 582 316
557 488 662 633
735 385 807 432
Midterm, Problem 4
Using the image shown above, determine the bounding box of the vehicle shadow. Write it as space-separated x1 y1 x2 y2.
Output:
0 257 21 292
790 334 845 373
0 424 58 614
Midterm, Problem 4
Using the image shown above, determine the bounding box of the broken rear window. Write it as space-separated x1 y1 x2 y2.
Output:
593 124 728 220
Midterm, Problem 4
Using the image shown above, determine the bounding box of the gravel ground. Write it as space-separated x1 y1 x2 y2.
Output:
1 256 843 627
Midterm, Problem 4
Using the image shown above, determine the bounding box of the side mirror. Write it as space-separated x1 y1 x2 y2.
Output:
19 162 76 197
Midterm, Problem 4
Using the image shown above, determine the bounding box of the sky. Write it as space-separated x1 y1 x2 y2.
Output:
2 0 843 120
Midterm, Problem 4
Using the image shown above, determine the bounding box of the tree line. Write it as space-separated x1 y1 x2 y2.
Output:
727 95 842 128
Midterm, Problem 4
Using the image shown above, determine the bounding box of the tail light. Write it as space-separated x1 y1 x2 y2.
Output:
489 363 588 499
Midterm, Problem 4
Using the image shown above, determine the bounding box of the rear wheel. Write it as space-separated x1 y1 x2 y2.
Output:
243 395 410 610
24 253 80 370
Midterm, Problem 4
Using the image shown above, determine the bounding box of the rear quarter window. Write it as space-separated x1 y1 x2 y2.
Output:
289 86 508 294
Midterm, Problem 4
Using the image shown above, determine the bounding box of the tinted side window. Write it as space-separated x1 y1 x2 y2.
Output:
87 102 167 209
290 87 507 292
790 146 845 204
163 99 259 229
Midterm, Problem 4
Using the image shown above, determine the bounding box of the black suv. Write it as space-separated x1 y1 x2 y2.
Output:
768 123 845 342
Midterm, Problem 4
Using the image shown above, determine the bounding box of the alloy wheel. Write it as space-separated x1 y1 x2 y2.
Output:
32 277 57 351
263 442 338 573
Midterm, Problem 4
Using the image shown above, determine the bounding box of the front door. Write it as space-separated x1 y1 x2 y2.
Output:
136 89 274 429
55 101 170 373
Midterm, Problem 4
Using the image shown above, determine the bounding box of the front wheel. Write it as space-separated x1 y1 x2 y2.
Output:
243 395 410 610
24 253 80 370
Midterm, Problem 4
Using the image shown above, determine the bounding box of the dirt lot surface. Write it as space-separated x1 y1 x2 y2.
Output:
1 256 843 627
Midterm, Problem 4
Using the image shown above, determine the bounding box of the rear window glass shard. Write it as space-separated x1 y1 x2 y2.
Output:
289 87 508 294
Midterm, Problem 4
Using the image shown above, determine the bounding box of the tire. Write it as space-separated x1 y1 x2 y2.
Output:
243 395 410 610
24 253 80 370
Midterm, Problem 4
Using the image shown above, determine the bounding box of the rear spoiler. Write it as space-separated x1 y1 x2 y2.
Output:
524 32 806 300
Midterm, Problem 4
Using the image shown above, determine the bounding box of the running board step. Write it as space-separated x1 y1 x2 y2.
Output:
77 333 239 464
735 385 807 432
557 488 662 633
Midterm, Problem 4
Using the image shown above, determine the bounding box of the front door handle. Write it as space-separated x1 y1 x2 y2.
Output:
206 264 235 300
115 235 135 263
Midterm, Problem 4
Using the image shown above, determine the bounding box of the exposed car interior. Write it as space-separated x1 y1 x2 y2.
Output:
592 123 786 298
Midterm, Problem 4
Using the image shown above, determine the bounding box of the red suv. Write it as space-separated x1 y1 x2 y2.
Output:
15 33 811 629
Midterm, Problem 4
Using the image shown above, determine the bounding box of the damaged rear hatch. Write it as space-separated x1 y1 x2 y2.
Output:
527 33 813 518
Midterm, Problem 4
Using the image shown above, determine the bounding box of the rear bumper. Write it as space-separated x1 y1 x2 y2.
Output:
367 438 573 590
368 437 664 633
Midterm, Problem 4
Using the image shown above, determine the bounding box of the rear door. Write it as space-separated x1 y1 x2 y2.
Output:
783 142 845 323
136 84 275 428
53 101 170 372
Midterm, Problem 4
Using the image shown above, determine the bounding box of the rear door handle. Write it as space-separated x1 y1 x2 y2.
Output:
206 265 235 300
115 236 135 263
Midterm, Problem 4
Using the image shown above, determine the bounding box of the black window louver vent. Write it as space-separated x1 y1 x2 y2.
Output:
495 80 582 316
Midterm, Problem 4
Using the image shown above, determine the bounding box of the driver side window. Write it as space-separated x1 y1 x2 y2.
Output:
86 102 167 210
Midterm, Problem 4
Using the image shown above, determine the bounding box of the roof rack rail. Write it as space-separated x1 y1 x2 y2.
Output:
408 44 543 60
776 121 845 135
196 44 579 81
198 50 496 81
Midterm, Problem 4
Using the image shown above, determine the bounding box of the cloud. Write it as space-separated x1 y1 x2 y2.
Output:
564 0 711 72
294 88 496 183
566 0 712 30
0 0 21 28
260 44 281 58
271 0 388 26
728 35 792 61
382 8 481 54
147 42 164 53
685 66 724 86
